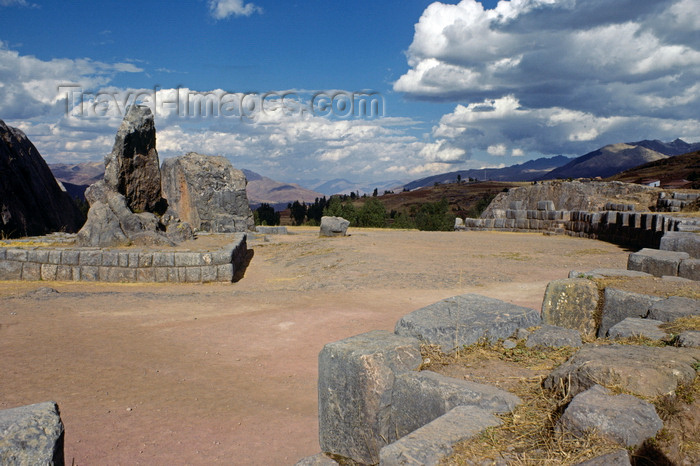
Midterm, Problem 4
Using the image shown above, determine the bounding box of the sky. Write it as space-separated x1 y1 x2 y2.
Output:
1 0 699 186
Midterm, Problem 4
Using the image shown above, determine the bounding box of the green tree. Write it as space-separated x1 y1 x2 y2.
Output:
356 197 387 227
324 196 357 224
415 198 454 231
289 200 307 226
255 203 280 225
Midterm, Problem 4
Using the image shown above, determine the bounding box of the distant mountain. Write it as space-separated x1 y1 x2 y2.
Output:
607 150 700 188
49 161 104 186
629 138 700 156
539 144 669 180
242 169 323 207
402 155 572 190
311 178 404 196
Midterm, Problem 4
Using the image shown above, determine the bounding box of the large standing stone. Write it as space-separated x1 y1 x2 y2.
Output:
379 406 501 466
541 278 600 337
660 231 700 258
318 330 422 465
598 288 662 338
0 120 84 237
0 401 64 465
103 105 163 213
544 344 700 398
395 294 541 352
161 152 254 233
320 216 350 237
557 385 662 448
390 370 520 438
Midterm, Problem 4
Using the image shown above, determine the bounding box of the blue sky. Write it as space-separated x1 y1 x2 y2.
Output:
1 0 699 186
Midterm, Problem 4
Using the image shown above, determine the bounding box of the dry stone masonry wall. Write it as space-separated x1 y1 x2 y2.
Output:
0 233 246 283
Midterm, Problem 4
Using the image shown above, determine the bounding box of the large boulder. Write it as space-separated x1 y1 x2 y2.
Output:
161 153 254 233
395 294 541 352
0 401 64 465
320 216 349 237
0 120 84 237
598 288 662 338
103 105 163 213
660 231 700 258
544 344 700 398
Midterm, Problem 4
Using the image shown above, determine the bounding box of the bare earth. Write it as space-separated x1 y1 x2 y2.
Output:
0 228 631 465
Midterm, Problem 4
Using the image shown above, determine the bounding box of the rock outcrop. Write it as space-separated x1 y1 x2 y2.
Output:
0 401 64 465
0 120 84 238
103 105 163 213
161 153 254 233
77 106 191 247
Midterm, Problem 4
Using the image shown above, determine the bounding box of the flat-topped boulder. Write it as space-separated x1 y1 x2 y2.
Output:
607 317 667 340
598 288 662 338
525 325 582 348
647 296 700 322
395 294 540 352
660 231 700 258
544 344 700 398
627 248 690 277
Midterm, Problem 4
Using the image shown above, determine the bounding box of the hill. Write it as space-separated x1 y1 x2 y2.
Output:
402 155 571 190
241 169 323 208
539 143 668 180
311 178 404 196
607 150 700 188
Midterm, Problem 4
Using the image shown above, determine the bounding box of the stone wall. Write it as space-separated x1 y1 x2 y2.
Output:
458 204 697 250
0 233 247 283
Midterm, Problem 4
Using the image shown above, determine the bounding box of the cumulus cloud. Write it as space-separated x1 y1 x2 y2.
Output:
396 0 700 158
208 0 262 19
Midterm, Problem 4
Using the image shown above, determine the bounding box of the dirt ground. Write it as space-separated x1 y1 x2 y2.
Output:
0 228 632 465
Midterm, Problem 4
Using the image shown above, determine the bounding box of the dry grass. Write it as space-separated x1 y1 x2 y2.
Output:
661 316 700 335
426 340 623 465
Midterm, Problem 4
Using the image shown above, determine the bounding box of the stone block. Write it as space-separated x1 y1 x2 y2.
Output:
557 385 662 448
257 226 288 235
201 266 217 282
167 267 179 282
608 317 667 340
217 264 234 282
0 248 5 260
78 250 101 266
5 248 27 262
537 200 555 211
55 265 73 281
40 264 57 281
154 268 169 283
20 262 41 281
541 278 600 337
138 253 153 267
27 249 49 263
544 344 700 398
105 267 137 282
137 268 155 282
152 252 175 267
647 296 700 322
174 252 202 267
598 288 662 338
390 370 519 438
128 252 140 268
200 252 213 265
79 266 99 281
0 401 64 465
185 267 201 282
100 251 120 267
677 331 700 348
118 252 129 267
679 259 700 281
320 216 350 237
379 406 501 466
525 325 582 348
0 260 23 280
395 294 540 352
659 231 700 258
318 330 422 465
60 249 79 265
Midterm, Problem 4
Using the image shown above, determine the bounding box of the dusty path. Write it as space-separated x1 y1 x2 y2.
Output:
0 229 630 465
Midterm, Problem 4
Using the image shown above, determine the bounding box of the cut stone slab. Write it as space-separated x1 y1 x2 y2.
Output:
598 288 662 338
379 405 501 466
574 449 631 466
0 401 64 465
318 330 422 465
541 278 600 337
607 317 667 340
319 216 349 237
391 370 520 438
677 331 700 348
525 325 582 348
568 268 652 279
295 453 339 466
660 231 700 258
647 296 700 322
627 248 690 277
255 226 288 235
543 344 700 398
557 385 662 448
679 258 700 281
395 294 541 352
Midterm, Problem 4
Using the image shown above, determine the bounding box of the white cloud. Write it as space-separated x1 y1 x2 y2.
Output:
395 0 700 159
208 0 262 19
